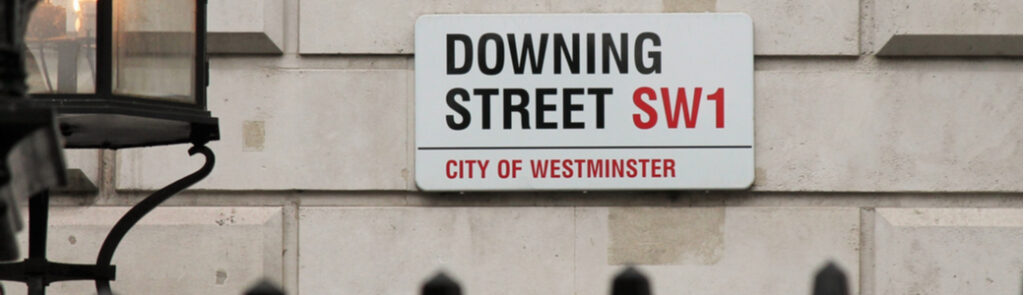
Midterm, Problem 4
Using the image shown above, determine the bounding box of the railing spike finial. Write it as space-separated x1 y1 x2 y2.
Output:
812 261 849 295
422 271 462 295
243 278 285 295
611 266 651 295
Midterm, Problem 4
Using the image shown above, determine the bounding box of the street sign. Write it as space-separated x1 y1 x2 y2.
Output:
415 13 753 191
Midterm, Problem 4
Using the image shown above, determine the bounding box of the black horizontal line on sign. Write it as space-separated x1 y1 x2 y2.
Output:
417 145 753 150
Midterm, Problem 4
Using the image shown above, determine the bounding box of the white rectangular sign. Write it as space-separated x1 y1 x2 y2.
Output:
415 13 753 191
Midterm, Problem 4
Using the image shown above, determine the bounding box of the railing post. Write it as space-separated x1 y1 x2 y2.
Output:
611 267 651 295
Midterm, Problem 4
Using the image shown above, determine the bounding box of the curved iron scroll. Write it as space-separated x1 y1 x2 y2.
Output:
95 144 215 294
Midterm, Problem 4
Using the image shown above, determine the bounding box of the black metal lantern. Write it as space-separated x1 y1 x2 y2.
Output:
0 0 218 294
22 0 218 148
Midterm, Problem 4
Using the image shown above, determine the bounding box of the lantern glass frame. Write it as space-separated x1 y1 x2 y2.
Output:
22 0 216 149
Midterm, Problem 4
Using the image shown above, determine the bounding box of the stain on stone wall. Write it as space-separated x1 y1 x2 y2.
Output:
608 207 725 265
216 269 228 285
664 0 716 12
243 120 266 152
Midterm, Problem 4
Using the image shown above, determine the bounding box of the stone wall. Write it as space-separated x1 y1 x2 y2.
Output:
11 0 1022 294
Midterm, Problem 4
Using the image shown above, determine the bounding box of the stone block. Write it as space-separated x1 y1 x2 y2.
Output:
874 208 1022 294
299 206 857 294
754 69 1022 191
300 0 858 55
116 68 410 191
298 207 574 294
717 0 860 55
3 206 282 295
873 0 1022 56
574 207 860 294
59 149 100 193
298 0 661 54
209 0 285 54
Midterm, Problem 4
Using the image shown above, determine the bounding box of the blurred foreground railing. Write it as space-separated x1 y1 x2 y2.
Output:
241 260 850 295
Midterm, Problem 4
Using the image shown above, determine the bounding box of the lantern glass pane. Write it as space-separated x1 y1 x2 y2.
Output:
113 0 196 104
24 0 98 94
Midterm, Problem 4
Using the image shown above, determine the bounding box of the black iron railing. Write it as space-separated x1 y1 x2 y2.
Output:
241 261 851 295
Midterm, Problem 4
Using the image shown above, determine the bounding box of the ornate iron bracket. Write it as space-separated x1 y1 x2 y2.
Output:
94 144 214 294
0 144 214 295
